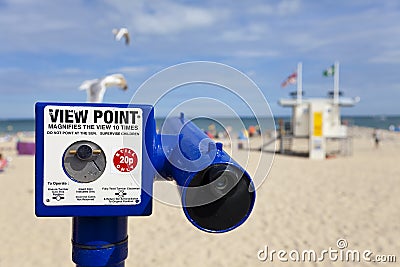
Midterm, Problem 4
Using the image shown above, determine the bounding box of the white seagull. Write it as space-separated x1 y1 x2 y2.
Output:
79 74 128 103
112 28 130 45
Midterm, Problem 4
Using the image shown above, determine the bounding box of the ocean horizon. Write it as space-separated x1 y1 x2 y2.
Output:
1 115 400 134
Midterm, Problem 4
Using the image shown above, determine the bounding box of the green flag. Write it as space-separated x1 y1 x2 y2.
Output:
323 65 335 77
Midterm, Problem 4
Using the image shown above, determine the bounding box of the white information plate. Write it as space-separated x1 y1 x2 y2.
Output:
42 105 143 206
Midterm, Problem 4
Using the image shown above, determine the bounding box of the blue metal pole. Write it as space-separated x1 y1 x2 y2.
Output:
72 216 128 267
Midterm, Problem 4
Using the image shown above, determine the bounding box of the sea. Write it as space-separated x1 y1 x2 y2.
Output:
1 116 400 135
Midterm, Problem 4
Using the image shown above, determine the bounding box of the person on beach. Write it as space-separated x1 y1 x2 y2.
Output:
248 125 256 138
0 153 7 172
208 124 217 138
372 129 380 148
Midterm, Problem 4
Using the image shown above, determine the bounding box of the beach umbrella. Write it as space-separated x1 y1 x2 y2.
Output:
112 28 130 45
79 74 128 103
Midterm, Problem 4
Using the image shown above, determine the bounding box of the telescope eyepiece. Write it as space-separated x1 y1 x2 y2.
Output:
215 176 228 191
205 167 239 197
183 164 255 233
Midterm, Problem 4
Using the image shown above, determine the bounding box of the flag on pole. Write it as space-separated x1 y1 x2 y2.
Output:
323 64 335 77
281 72 297 87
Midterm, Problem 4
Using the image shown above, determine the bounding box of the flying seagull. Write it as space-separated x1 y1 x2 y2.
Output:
112 28 130 45
79 74 128 103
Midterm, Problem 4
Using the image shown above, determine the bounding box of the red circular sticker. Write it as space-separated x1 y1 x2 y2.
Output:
113 148 138 172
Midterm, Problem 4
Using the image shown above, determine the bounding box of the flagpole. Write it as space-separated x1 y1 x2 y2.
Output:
297 62 302 104
333 61 339 105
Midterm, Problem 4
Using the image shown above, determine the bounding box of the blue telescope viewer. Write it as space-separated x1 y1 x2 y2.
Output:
35 102 256 267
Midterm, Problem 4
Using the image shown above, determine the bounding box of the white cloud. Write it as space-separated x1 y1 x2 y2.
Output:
57 68 84 75
0 1 102 53
276 0 301 16
132 8 214 35
369 49 400 64
220 23 268 42
232 50 280 58
0 67 21 73
110 66 149 74
105 0 227 36
247 0 301 16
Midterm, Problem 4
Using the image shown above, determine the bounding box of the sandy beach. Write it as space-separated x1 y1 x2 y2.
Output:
0 127 399 266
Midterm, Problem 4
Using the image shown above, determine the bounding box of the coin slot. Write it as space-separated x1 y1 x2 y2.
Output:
62 140 106 183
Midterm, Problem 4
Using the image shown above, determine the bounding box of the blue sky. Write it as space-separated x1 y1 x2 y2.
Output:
0 0 399 118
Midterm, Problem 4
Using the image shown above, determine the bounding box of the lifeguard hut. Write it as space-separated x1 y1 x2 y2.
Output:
278 62 359 159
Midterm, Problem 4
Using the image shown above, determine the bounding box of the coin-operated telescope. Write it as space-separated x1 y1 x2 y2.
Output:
35 102 255 267
157 113 255 232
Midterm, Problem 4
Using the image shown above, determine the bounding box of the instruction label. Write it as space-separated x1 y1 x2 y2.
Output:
43 105 143 206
